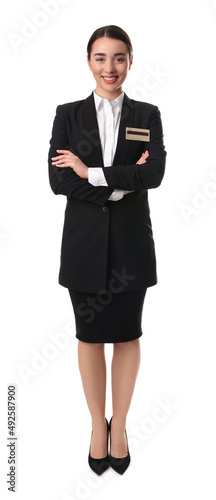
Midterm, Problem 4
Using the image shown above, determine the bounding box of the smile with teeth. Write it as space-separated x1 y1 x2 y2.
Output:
102 76 118 83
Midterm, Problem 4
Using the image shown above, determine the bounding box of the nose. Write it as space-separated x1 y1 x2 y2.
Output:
104 59 115 74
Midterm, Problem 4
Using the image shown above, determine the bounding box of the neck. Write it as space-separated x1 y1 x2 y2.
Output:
95 87 123 102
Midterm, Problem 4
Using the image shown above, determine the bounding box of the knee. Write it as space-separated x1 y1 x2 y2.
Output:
113 339 140 349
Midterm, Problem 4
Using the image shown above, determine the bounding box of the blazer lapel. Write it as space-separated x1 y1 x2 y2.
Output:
79 92 135 168
112 93 135 166
80 93 104 167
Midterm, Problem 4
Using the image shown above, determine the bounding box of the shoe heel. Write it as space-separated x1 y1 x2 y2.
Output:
109 416 130 475
88 418 110 475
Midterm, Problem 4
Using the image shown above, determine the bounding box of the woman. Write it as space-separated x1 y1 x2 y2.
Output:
48 25 166 475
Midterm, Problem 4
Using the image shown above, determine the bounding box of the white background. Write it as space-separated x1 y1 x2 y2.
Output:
1 0 216 498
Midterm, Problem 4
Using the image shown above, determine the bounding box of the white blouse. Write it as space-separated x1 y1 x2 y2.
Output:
88 91 124 201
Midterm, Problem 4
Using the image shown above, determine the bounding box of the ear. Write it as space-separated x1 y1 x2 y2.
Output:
87 56 92 71
129 55 133 70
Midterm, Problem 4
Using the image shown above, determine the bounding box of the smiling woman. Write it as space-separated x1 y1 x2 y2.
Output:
48 24 166 476
87 25 133 100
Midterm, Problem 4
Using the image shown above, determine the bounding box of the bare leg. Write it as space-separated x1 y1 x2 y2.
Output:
111 339 141 457
77 340 107 458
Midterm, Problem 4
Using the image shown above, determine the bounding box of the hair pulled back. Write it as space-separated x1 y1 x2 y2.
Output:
87 25 133 61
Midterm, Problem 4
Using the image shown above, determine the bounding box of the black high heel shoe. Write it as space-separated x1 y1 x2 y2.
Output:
109 416 131 475
88 418 110 475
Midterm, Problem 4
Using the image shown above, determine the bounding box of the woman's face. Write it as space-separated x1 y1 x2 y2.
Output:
88 37 133 100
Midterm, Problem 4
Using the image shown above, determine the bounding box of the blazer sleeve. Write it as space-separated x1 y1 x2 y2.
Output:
102 106 167 191
48 105 114 206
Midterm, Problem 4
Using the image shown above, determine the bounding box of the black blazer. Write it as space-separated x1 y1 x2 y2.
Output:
48 92 167 293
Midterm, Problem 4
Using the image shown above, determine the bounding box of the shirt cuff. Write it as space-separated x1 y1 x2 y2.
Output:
108 190 124 201
88 168 124 201
88 168 107 186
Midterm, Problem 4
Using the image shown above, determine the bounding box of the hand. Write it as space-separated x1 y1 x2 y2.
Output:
51 150 88 179
124 151 150 195
136 150 149 165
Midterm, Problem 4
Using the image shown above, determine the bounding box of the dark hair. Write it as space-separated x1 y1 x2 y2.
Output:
87 25 133 61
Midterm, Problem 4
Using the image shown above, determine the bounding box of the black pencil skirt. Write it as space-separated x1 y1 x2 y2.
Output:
68 288 147 343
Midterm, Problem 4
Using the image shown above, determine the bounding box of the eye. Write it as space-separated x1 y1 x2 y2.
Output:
96 58 104 62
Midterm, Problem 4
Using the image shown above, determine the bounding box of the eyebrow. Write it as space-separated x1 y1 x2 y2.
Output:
93 52 126 56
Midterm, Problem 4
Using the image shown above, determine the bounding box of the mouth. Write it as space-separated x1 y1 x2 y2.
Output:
102 76 118 84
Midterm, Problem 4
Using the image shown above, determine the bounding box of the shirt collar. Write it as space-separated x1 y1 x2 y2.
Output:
93 90 124 113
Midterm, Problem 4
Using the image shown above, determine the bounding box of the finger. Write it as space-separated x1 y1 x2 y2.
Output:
136 157 147 165
57 149 77 159
51 154 67 160
52 158 70 164
52 157 66 163
52 154 71 162
137 151 148 163
52 159 71 166
51 150 73 160
52 162 70 167
56 149 72 154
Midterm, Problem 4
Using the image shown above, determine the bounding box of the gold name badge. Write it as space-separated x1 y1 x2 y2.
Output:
126 127 150 142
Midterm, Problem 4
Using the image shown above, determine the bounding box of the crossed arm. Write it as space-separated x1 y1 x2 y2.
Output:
49 104 166 202
51 150 149 197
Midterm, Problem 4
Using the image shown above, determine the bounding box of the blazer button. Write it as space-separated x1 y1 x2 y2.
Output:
102 206 109 213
